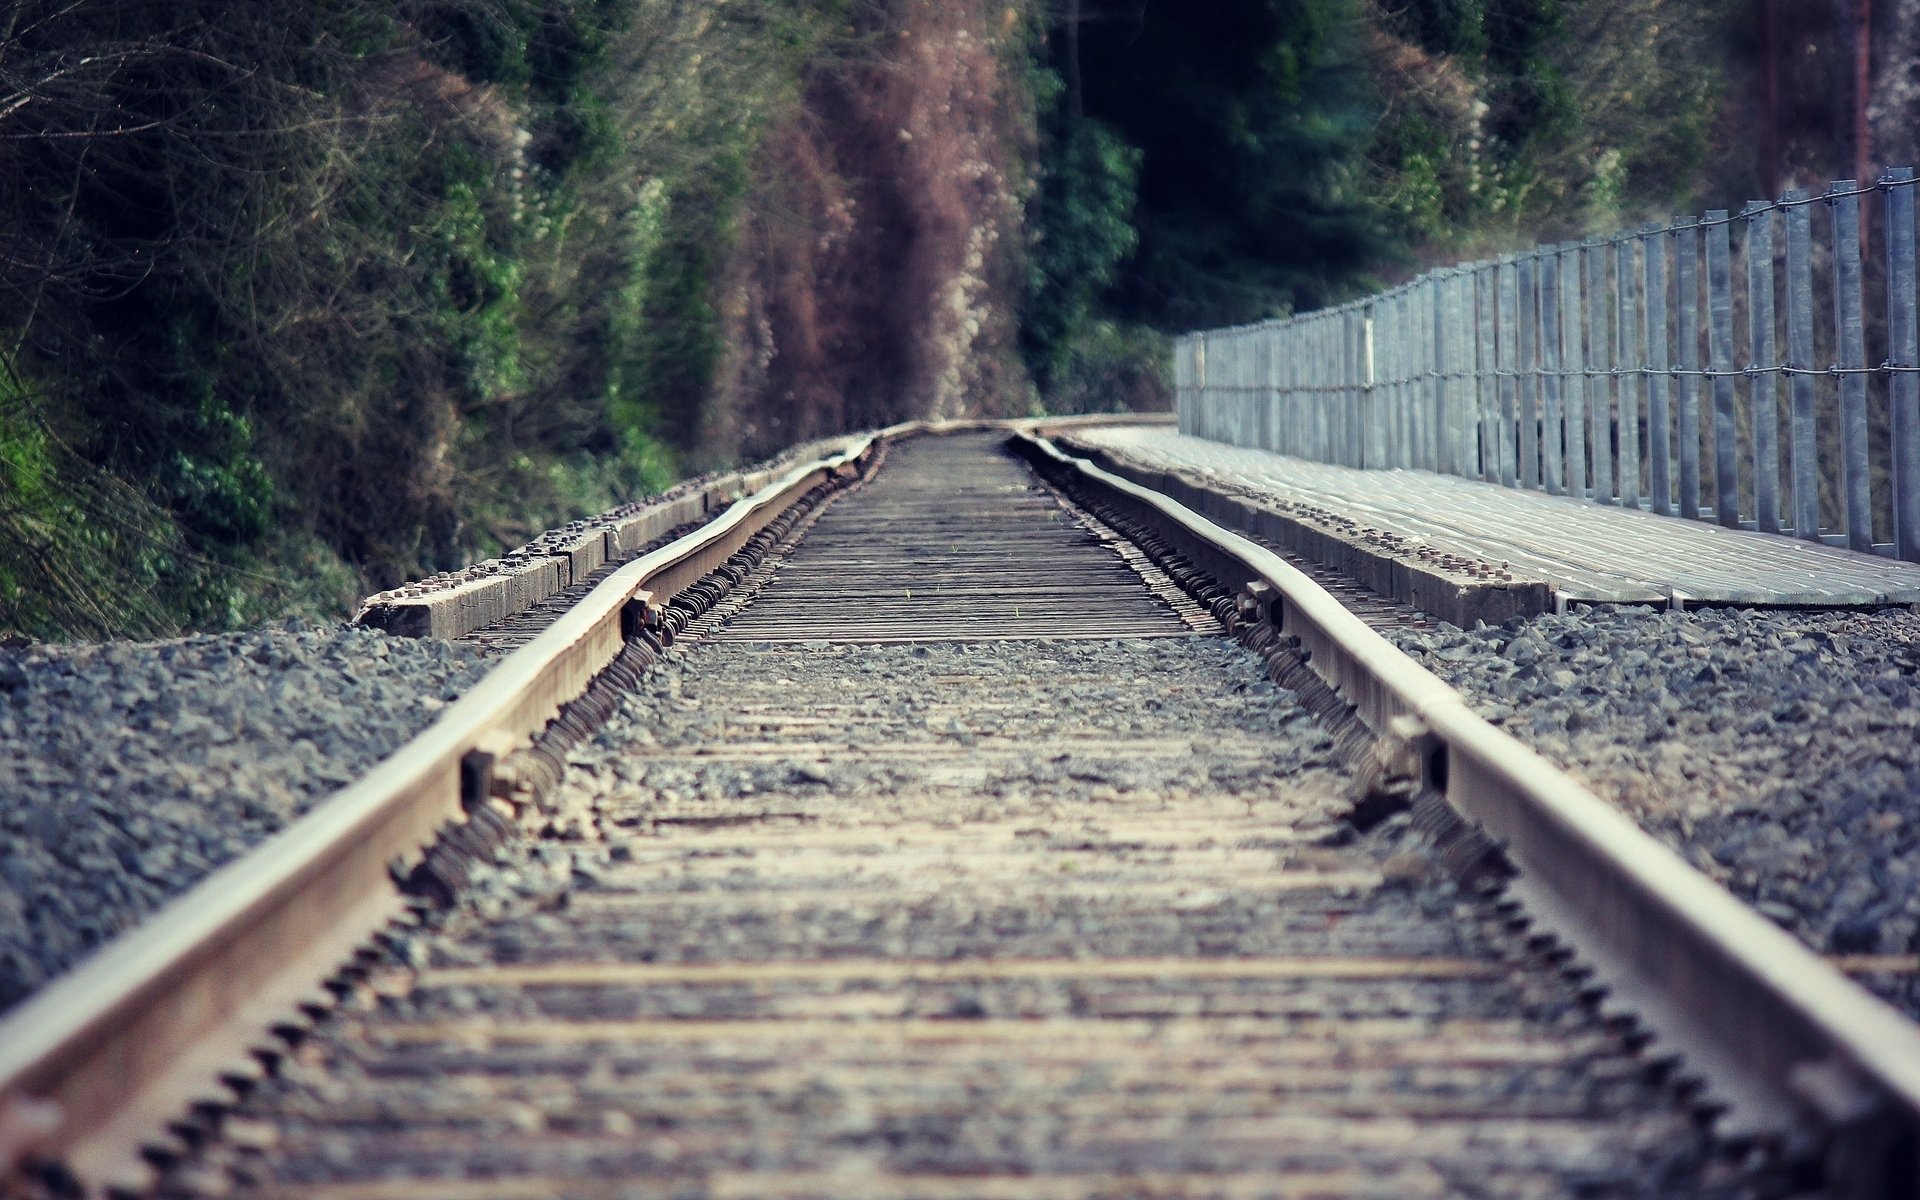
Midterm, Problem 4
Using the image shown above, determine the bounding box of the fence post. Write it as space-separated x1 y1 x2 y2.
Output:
1427 278 1443 470
1349 305 1367 468
1644 222 1673 515
1559 244 1588 496
1476 264 1499 482
1451 270 1473 477
1262 325 1275 455
1706 210 1742 527
1270 323 1281 453
1263 326 1276 452
1745 200 1781 533
1616 237 1642 508
1585 238 1613 503
1405 290 1421 468
1397 289 1413 468
1539 252 1565 494
1830 180 1874 551
1280 319 1296 457
1674 216 1703 520
1228 331 1242 446
1330 312 1345 467
1245 328 1257 449
1224 330 1239 446
1498 258 1520 487
1174 337 1186 433
1784 191 1821 539
1194 333 1208 438
1300 320 1313 460
1284 319 1299 458
1517 254 1540 488
1888 168 1920 560
1320 315 1334 463
1361 303 1376 468
1330 317 1341 462
1243 329 1257 448
1422 273 1441 473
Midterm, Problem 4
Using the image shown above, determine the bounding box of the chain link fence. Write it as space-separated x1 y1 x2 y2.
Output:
1176 169 1920 562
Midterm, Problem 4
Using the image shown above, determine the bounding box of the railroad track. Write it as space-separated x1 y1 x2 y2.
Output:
2 425 1918 1198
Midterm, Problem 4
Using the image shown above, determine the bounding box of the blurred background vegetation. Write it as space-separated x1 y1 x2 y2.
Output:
0 0 1881 639
1022 0 1739 413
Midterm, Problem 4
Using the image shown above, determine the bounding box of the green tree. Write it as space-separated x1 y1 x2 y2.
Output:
1024 115 1142 391
1068 0 1387 329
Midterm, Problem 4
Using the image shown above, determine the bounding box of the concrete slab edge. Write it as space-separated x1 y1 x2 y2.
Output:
1053 436 1555 627
351 435 861 641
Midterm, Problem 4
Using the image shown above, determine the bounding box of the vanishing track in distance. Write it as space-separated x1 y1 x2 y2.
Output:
150 434 1759 1199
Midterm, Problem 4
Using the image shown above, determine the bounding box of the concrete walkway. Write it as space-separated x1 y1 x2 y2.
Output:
1060 426 1920 610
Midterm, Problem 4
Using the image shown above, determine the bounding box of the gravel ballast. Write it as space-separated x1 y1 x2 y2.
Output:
1390 606 1920 1012
172 633 1761 1197
0 620 492 1012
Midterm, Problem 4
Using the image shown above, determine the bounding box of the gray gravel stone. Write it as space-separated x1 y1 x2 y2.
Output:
1389 605 1920 1013
0 621 491 1011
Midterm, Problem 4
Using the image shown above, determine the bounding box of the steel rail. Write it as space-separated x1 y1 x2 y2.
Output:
0 429 895 1196
1015 428 1920 1195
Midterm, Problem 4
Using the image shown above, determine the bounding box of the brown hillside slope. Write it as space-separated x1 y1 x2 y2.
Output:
704 0 1034 462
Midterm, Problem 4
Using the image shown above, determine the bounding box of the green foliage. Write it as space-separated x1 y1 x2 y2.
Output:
1381 0 1491 57
1038 319 1172 416
1060 0 1389 330
0 363 236 640
431 178 528 398
1365 0 1723 252
0 0 838 639
617 145 749 451
1024 114 1142 391
1020 0 1731 420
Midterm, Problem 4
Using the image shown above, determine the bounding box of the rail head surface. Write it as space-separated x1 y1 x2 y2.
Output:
1014 430 1920 1189
0 429 891 1195
10 416 1915 1195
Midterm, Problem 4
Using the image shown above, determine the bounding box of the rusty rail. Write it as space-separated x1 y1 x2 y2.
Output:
0 431 889 1194
1014 428 1920 1197
6 415 1915 1199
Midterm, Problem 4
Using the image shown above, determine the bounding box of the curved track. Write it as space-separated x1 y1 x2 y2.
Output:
149 433 1733 1198
4 427 1918 1198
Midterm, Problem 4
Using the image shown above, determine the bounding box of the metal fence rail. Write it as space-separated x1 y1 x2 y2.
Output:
1175 169 1920 561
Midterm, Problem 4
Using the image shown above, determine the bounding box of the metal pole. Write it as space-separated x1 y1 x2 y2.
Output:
1559 244 1588 496
1195 334 1209 439
1267 322 1284 456
1539 252 1565 494
1453 270 1476 477
1644 223 1673 515
1360 304 1376 469
1498 257 1519 487
1707 210 1742 527
1436 274 1443 474
1477 264 1499 483
1745 200 1782 533
1675 217 1703 520
1830 181 1874 551
1889 168 1920 560
1517 254 1540 488
1280 319 1297 457
1785 191 1821 539
1349 305 1368 468
1586 238 1613 503
1397 289 1413 468
1426 279 1442 470
1616 237 1642 508
1316 316 1331 463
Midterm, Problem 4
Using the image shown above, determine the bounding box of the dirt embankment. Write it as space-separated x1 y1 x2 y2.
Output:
702 0 1034 463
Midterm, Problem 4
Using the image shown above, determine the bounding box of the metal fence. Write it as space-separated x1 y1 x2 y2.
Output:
1175 168 1920 562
